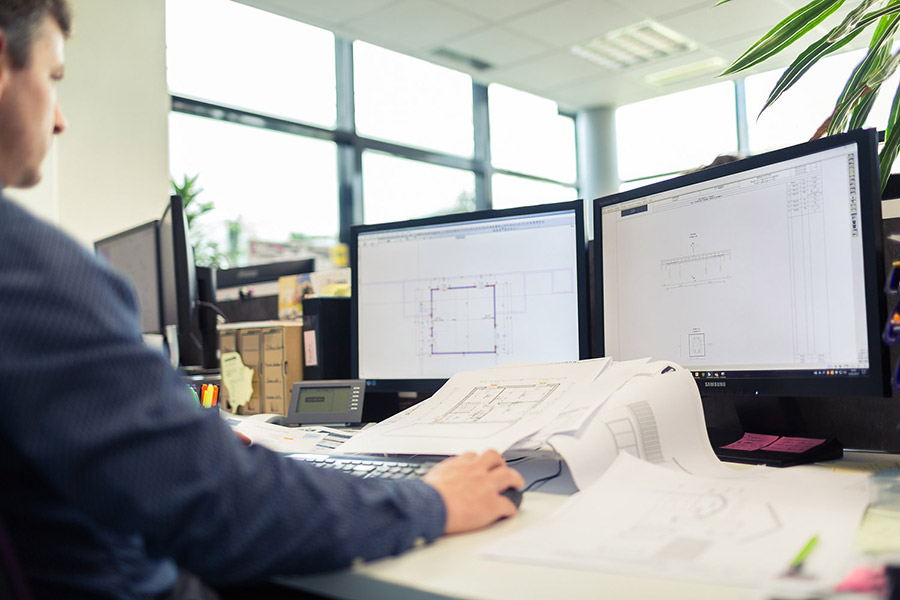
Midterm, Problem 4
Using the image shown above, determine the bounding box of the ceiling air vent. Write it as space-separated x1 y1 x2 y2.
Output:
572 21 697 70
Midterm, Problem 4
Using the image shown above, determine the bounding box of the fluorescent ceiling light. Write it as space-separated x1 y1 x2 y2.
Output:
572 21 697 70
643 57 727 86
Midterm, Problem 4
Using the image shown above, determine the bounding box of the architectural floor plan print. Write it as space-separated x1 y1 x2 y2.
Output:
435 383 561 425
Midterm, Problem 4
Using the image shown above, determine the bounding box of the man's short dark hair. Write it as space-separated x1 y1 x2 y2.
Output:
0 0 71 69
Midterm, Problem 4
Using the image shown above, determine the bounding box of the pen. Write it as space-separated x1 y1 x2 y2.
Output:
788 534 819 575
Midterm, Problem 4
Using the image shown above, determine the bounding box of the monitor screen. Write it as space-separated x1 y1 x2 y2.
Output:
158 194 202 367
352 201 589 395
594 128 888 399
95 221 162 334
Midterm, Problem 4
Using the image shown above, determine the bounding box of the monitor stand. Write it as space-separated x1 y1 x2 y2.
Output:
706 395 843 468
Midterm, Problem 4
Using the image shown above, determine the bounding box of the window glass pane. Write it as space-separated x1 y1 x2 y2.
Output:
616 82 737 181
362 152 475 224
619 174 675 192
491 174 577 210
168 112 338 267
166 0 336 127
354 42 473 157
489 84 576 183
746 50 863 154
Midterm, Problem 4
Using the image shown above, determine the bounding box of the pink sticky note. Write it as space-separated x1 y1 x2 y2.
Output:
834 565 886 593
720 433 781 451
763 436 826 454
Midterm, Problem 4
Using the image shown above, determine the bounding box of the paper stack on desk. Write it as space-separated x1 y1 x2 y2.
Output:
485 453 869 591
338 358 872 592
338 357 733 488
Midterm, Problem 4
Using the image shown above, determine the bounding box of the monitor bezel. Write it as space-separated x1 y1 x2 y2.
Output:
592 128 889 398
351 200 590 397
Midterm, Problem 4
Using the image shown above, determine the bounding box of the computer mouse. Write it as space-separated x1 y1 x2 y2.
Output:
500 487 523 508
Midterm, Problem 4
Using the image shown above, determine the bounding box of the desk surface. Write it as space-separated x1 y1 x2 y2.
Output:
277 455 900 600
282 488 766 600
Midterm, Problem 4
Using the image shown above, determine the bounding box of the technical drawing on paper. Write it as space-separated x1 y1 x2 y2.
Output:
583 489 784 565
434 383 560 425
429 282 498 356
661 250 731 289
689 332 706 358
604 400 664 463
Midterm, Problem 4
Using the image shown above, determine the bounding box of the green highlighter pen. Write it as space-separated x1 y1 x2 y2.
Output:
788 535 820 575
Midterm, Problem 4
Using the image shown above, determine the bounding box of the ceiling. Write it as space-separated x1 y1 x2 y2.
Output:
234 0 868 112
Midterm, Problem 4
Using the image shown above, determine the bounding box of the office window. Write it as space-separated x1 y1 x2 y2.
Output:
491 173 578 209
361 152 475 224
618 174 676 192
745 50 863 155
616 82 738 183
354 42 474 157
168 112 339 267
166 0 336 127
489 84 577 183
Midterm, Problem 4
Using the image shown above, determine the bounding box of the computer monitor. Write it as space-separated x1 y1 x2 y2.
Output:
94 220 162 334
158 194 208 368
217 259 315 289
593 128 889 459
351 200 590 397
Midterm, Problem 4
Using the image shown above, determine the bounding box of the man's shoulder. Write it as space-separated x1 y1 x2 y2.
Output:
0 193 100 272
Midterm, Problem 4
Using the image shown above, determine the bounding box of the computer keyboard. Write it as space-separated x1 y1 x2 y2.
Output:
288 453 442 480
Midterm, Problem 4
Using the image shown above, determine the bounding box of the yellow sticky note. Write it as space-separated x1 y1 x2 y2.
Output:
221 352 254 413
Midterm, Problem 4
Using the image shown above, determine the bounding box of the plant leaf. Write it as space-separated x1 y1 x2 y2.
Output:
827 14 900 134
722 0 847 75
880 81 900 190
840 0 900 34
848 86 879 130
759 25 863 115
826 0 887 41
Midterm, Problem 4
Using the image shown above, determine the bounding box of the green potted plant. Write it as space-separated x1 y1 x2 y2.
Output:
171 173 228 268
721 0 900 190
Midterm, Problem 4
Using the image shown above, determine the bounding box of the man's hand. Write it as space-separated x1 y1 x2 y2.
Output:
423 450 525 534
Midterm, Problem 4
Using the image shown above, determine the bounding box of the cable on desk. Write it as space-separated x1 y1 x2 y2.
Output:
522 459 563 492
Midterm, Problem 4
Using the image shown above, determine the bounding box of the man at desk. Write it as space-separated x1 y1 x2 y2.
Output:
0 2 524 598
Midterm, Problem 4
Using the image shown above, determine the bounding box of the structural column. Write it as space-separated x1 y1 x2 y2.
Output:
576 106 618 236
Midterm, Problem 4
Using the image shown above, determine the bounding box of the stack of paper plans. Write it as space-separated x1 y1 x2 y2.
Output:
485 453 870 592
338 357 734 489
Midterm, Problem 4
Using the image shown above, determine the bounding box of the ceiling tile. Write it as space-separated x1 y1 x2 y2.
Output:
436 0 560 23
660 0 793 46
442 26 551 68
345 0 486 51
490 50 606 91
607 0 708 21
505 0 642 49
551 74 647 108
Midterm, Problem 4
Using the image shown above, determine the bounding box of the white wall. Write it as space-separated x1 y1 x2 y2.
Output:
7 0 170 246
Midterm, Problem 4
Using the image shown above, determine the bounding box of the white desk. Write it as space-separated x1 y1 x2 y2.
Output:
275 452 899 600
279 493 757 600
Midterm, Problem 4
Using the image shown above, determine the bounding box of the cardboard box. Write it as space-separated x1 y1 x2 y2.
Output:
217 321 303 415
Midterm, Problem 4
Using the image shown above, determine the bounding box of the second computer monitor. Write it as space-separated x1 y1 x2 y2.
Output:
593 128 888 399
351 200 589 395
